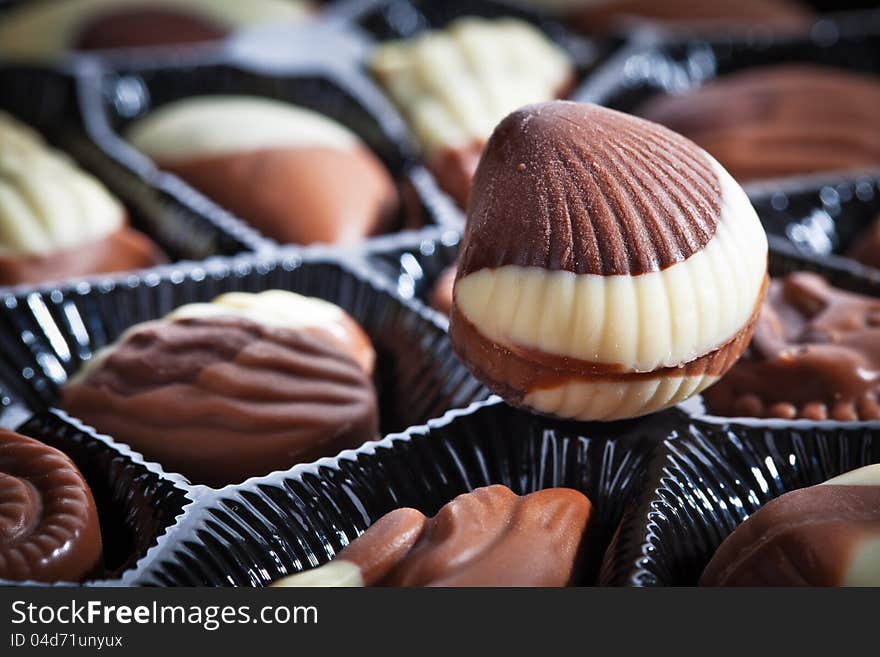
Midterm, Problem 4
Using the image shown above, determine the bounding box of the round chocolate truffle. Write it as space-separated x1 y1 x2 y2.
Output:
506 0 812 33
0 112 165 287
702 272 880 421
272 485 592 587
125 96 399 246
449 101 768 421
637 65 880 183
0 0 310 59
62 290 379 487
371 17 573 209
0 429 102 583
702 464 880 586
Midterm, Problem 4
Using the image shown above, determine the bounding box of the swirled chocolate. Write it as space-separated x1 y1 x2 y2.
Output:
703 272 880 421
0 429 102 583
702 464 880 586
272 485 593 587
62 291 378 486
449 101 768 420
126 96 398 246
637 65 880 183
848 216 880 270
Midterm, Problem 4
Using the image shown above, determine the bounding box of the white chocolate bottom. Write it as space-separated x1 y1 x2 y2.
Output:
270 560 364 588
844 537 880 587
523 373 719 421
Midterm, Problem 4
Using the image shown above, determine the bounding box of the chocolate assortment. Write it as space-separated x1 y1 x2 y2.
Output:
1 0 880 588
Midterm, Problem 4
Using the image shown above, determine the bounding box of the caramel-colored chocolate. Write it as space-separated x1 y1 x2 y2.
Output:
564 0 813 34
0 223 166 287
638 65 880 183
62 316 379 486
702 482 880 586
427 142 484 211
703 272 880 421
75 8 226 51
338 486 592 587
0 429 102 583
429 265 456 315
459 101 721 278
848 216 880 270
158 146 398 245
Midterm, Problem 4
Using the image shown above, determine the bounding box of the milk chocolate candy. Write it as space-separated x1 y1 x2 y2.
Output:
429 265 457 315
125 96 399 246
449 101 768 421
638 65 880 183
0 112 165 286
62 290 379 486
702 272 880 421
272 485 592 587
0 0 310 59
371 18 573 209
0 429 102 583
848 216 880 270
508 0 812 33
702 464 880 586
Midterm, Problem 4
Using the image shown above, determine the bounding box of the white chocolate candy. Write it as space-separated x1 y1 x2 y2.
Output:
370 17 572 155
0 0 310 59
271 560 365 588
125 96 360 164
0 112 124 256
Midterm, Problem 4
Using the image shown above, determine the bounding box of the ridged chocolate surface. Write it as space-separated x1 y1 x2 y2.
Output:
0 429 102 583
701 484 880 586
638 65 880 183
62 316 379 487
458 101 721 277
338 485 592 587
703 272 880 421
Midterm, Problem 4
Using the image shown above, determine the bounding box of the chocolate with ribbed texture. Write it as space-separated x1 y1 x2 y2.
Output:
62 316 379 486
458 101 721 278
0 429 102 583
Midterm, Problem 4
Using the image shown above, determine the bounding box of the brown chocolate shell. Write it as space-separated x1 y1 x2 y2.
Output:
62 315 379 487
458 101 721 278
0 429 102 583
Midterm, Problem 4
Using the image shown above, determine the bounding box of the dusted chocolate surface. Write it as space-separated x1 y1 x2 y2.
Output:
703 272 880 421
0 429 102 583
429 265 456 315
0 224 166 287
702 482 880 586
62 315 378 486
848 216 880 270
75 8 226 50
458 101 721 278
158 146 398 245
637 65 880 183
561 0 812 33
335 485 591 586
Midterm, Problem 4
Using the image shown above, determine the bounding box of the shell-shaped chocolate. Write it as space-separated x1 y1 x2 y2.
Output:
273 485 593 587
0 430 102 583
450 101 768 421
62 291 378 487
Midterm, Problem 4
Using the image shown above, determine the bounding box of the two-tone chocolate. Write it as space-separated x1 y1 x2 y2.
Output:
508 0 813 33
271 485 592 587
370 17 573 209
62 290 379 487
0 0 310 58
449 101 768 421
703 272 880 421
637 65 880 183
0 429 102 583
0 112 165 286
702 464 880 586
125 96 399 246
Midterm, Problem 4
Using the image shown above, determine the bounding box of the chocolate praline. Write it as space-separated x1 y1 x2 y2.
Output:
0 429 103 583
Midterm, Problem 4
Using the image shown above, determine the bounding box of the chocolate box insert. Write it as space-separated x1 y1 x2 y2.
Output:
134 397 668 586
0 253 488 488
